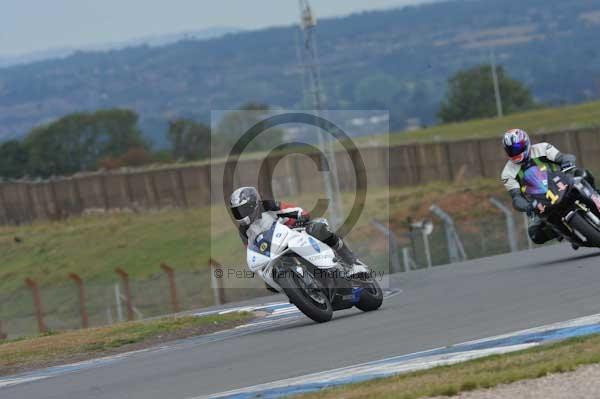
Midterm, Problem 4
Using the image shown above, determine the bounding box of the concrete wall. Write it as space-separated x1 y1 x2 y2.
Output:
1 128 599 224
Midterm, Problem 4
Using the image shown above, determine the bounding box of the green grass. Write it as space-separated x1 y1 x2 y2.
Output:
296 333 600 399
0 179 504 294
0 208 217 336
0 312 253 375
1 179 515 337
374 100 600 146
159 101 600 164
4 100 594 292
0 208 209 293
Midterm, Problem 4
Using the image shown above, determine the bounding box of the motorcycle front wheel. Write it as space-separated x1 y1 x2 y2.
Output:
275 266 333 323
569 212 600 247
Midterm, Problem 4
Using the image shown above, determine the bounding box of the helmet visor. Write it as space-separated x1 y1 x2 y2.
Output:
505 140 528 157
231 202 255 221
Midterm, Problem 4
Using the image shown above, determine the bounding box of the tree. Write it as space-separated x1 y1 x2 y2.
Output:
167 119 210 161
25 108 147 177
438 65 535 123
0 140 28 179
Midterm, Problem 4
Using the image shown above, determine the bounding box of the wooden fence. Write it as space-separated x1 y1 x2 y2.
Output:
1 127 599 224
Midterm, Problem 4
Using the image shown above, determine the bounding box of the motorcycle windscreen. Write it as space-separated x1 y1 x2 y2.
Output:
522 165 549 196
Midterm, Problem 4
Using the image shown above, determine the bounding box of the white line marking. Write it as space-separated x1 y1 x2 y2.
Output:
199 344 537 399
0 376 49 389
0 292 398 390
199 312 600 399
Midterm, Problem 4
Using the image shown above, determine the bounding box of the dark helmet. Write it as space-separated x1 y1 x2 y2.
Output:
230 187 261 226
503 128 531 164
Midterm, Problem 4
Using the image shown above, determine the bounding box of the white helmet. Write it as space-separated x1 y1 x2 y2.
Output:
503 128 531 164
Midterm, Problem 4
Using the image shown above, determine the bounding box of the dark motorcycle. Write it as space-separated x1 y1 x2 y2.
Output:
524 163 600 247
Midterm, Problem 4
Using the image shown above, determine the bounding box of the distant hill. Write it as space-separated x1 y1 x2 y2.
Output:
1 0 600 147
0 27 239 68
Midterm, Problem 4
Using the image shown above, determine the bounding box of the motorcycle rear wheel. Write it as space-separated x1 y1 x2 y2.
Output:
355 279 383 312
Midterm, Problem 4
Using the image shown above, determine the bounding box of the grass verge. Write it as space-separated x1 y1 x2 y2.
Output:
0 208 210 293
0 311 254 376
379 100 600 146
0 179 503 293
1 179 516 337
296 333 600 399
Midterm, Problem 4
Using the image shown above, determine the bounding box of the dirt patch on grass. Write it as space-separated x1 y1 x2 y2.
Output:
390 180 505 222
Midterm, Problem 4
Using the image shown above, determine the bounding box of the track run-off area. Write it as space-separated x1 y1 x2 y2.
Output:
2 244 600 399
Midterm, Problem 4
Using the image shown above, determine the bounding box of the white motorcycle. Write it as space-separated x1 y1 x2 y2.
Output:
247 214 383 322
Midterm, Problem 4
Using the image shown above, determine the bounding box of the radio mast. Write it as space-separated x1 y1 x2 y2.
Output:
297 0 343 229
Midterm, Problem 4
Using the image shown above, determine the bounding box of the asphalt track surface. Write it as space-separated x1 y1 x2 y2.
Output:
4 244 600 399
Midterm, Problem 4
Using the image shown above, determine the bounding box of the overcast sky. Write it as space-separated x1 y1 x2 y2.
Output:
0 0 435 56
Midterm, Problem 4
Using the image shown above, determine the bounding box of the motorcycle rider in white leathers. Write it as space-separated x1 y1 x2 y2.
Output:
229 186 360 266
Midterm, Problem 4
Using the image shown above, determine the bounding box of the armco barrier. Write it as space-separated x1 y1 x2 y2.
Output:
1 127 599 224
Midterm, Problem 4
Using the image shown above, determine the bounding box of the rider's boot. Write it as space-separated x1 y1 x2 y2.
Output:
306 219 366 271
571 242 580 251
333 239 359 266
335 240 371 278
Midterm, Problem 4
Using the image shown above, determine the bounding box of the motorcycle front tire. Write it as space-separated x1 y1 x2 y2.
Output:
276 269 333 323
569 212 600 247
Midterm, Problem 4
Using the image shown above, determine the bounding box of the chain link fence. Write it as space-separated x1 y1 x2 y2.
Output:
0 268 251 339
398 205 533 270
0 202 535 340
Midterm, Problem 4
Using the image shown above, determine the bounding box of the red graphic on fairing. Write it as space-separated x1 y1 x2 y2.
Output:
591 194 600 213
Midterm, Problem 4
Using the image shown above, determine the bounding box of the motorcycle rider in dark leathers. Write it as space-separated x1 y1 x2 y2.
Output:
229 186 360 265
501 128 595 247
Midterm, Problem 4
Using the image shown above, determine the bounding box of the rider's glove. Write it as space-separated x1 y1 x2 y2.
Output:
295 213 310 227
561 161 576 171
558 153 577 171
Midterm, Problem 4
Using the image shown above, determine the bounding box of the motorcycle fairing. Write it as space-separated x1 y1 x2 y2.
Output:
248 221 288 253
592 194 600 213
246 221 337 292
247 250 271 272
247 221 278 272
270 222 290 255
523 165 570 208
287 233 337 268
